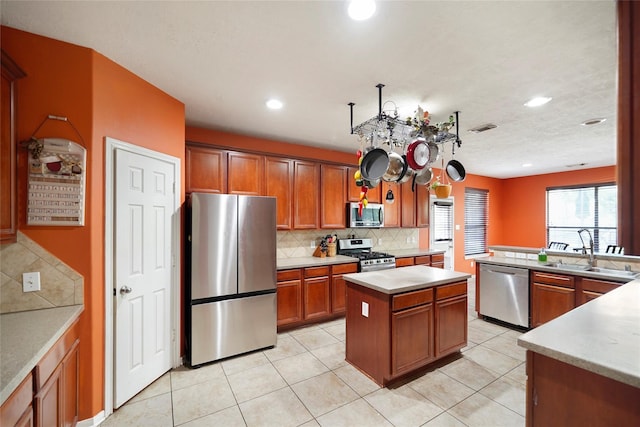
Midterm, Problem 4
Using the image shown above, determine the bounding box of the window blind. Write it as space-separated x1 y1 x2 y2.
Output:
465 188 488 256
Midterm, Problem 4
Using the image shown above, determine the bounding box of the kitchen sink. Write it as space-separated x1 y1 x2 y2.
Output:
584 267 640 279
543 262 588 271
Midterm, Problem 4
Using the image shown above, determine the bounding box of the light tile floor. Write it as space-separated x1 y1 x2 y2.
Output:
103 280 527 426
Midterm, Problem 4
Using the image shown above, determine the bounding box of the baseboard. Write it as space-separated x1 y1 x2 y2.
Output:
77 410 106 427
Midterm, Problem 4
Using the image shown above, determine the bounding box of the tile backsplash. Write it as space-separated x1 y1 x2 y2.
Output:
0 232 83 313
277 228 420 258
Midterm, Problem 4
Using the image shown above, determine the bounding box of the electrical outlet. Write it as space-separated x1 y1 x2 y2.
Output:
378 238 383 245
361 302 369 317
310 240 315 248
406 237 411 243
23 272 41 292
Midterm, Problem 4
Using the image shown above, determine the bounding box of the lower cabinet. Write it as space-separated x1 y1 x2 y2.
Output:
396 254 444 269
346 280 468 386
277 263 357 330
431 253 445 269
1 318 79 427
303 267 331 320
435 283 468 358
530 272 575 328
578 278 621 305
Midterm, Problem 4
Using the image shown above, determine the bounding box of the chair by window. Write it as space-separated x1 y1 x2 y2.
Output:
548 242 569 250
606 245 623 254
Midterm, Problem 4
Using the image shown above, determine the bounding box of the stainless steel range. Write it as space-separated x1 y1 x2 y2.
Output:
338 238 396 272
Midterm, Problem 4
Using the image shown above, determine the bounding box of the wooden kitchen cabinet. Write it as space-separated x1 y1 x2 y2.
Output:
414 256 431 266
320 164 347 229
276 269 303 327
431 253 445 269
330 263 357 314
303 266 331 320
382 182 401 227
395 257 415 268
401 182 416 227
578 277 621 305
435 282 467 358
265 157 293 230
531 271 575 328
391 289 434 376
227 151 264 195
185 145 227 194
347 166 382 204
1 51 25 245
1 373 33 427
415 185 430 227
293 161 319 229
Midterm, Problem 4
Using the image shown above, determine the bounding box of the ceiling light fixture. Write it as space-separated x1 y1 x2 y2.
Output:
522 163 532 168
524 97 552 107
266 99 283 110
581 118 606 126
348 0 376 21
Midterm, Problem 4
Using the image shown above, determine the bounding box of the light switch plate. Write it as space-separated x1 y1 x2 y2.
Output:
23 272 41 292
362 302 369 317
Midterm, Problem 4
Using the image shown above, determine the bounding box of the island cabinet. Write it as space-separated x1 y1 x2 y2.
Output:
1 373 33 427
320 164 347 229
530 271 575 328
344 266 469 387
265 157 293 230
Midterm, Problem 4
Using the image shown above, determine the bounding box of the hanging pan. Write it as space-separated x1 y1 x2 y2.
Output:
360 147 389 181
411 167 433 192
446 159 466 182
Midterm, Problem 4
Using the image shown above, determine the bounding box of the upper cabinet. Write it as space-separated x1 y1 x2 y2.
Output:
227 151 264 195
382 182 401 228
416 184 430 227
401 182 416 227
186 145 226 194
347 166 382 204
293 160 319 229
265 157 293 230
1 51 26 245
320 164 347 229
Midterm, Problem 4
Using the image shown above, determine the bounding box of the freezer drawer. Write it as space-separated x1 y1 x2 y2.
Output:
479 264 530 328
189 292 277 366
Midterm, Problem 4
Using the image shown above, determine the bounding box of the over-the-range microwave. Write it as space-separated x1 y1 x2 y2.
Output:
347 202 384 228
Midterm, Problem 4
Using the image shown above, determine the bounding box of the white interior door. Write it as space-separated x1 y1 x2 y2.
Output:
114 148 175 408
430 196 454 270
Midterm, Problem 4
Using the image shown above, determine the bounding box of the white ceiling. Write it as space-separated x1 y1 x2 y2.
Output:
1 0 617 179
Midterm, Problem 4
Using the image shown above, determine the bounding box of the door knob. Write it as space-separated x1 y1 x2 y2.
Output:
119 286 132 295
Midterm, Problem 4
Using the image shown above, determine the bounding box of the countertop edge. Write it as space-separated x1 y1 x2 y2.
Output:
343 266 471 295
277 255 359 270
1 305 84 405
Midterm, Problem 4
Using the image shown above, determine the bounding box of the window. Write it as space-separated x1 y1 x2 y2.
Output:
465 188 489 256
546 183 617 252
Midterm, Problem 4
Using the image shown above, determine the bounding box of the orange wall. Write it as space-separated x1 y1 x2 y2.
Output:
2 26 185 420
501 166 616 248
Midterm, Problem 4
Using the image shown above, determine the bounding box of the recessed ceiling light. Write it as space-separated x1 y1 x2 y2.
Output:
266 99 283 110
524 97 552 107
581 118 606 126
522 163 532 168
348 0 376 21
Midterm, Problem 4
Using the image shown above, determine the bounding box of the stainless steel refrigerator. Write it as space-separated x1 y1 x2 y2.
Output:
186 193 277 366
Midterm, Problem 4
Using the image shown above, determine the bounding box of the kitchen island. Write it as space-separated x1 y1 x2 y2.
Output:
342 265 471 386
517 279 640 426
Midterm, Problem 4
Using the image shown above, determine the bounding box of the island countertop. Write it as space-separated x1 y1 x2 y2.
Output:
517 279 640 389
343 265 471 295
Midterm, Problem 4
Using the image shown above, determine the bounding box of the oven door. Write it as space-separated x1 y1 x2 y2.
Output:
348 202 384 228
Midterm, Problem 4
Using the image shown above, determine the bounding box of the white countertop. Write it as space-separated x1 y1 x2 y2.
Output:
343 265 471 295
518 280 640 388
277 255 358 270
1 305 83 404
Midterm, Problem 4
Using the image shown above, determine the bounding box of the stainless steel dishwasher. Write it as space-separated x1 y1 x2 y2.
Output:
478 264 529 328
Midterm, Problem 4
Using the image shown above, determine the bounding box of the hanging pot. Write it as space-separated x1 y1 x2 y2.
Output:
425 141 440 166
382 152 405 182
360 147 389 181
406 139 429 170
411 167 433 192
397 155 415 184
363 177 381 189
446 159 466 182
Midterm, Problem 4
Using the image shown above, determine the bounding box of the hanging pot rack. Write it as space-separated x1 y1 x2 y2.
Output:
348 84 461 151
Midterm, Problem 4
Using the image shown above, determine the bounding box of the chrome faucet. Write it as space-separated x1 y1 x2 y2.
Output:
578 229 595 267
